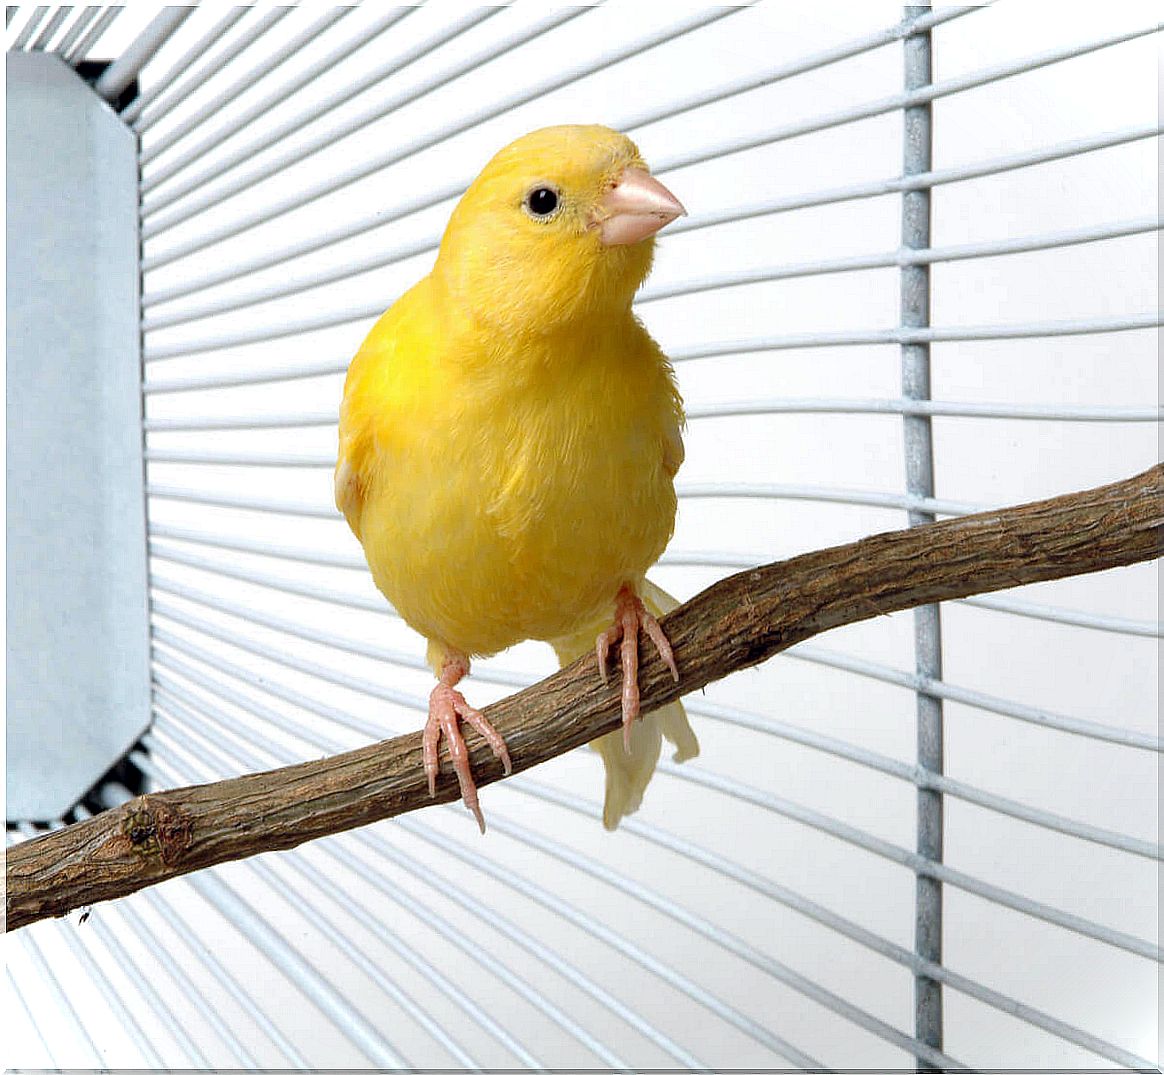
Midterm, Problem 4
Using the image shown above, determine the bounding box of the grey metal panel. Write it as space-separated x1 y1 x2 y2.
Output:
6 51 147 820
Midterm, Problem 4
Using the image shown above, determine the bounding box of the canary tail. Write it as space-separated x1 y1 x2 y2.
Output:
551 578 698 830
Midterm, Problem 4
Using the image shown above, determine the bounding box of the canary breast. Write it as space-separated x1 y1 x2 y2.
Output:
344 283 681 660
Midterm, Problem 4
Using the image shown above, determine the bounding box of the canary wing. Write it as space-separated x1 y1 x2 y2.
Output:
663 415 684 478
335 368 370 540
334 456 363 539
657 344 685 479
335 313 400 541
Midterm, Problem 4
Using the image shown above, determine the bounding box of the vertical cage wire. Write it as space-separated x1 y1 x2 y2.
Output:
900 5 944 1067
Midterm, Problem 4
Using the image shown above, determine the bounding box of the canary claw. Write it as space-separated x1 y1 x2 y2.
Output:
595 585 680 752
596 627 614 686
424 677 510 834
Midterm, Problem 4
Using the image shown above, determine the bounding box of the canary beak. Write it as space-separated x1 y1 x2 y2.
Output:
594 168 686 246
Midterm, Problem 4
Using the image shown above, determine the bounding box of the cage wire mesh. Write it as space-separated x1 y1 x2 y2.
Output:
4 1 1161 1070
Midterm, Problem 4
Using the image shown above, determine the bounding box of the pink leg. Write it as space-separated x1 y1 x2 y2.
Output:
595 585 680 751
423 654 512 833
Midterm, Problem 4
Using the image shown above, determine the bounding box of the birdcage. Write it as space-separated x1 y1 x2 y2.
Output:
5 3 1160 1070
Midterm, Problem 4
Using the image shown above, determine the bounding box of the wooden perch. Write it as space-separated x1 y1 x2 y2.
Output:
6 465 1161 931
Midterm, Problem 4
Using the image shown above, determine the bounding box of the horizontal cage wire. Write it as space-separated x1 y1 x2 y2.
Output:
4 2 1160 1071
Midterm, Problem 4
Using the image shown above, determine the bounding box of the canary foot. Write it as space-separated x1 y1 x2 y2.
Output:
596 584 680 751
423 654 511 833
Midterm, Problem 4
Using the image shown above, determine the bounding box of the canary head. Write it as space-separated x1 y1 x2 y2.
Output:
435 124 685 336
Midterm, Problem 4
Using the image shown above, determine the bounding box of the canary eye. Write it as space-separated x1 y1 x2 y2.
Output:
524 186 560 219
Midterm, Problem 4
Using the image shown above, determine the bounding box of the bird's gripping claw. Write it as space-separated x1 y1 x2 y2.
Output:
596 584 680 751
423 654 512 833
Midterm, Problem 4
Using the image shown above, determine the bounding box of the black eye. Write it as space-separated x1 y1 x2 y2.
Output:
525 186 559 217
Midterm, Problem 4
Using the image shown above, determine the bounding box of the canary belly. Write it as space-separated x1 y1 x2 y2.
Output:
350 280 679 663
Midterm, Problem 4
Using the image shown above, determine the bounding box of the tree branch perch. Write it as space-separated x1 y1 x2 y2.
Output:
6 465 1161 931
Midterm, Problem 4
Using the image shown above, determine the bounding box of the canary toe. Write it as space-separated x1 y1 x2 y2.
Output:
425 685 484 832
641 610 679 683
456 698 513 776
424 656 510 833
596 584 680 753
619 609 641 749
595 624 618 685
422 712 441 798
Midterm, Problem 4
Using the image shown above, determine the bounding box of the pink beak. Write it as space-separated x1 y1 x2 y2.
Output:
594 167 686 246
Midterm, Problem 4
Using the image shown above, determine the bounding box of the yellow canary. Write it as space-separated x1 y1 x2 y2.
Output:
336 124 698 831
